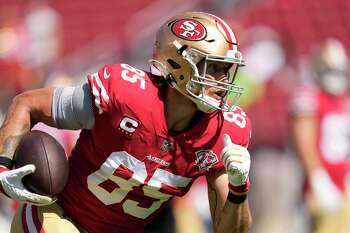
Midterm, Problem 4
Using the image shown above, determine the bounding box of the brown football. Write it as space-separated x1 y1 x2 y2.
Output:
14 130 69 196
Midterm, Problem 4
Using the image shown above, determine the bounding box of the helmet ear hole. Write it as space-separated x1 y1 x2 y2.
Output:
167 59 181 69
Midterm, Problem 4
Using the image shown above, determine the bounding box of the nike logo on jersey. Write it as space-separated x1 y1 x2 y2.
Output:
104 67 111 79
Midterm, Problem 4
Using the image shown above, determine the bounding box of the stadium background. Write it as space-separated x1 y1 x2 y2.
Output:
0 0 349 232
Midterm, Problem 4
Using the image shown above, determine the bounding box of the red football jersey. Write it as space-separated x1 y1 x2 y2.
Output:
291 86 350 192
58 64 251 233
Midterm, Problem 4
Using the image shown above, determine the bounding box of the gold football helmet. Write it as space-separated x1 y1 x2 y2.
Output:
150 12 245 112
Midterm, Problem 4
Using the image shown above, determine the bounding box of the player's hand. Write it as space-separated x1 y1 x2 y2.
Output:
221 134 251 189
0 165 56 206
310 169 342 213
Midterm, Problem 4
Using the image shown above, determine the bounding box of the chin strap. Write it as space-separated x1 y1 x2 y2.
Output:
149 61 177 88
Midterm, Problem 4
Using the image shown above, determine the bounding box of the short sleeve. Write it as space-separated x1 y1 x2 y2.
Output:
87 64 115 115
290 87 317 117
207 108 252 174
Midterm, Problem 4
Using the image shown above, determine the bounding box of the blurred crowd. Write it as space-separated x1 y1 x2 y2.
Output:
1 0 350 233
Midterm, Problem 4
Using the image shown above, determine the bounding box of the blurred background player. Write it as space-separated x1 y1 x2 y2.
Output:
290 38 350 233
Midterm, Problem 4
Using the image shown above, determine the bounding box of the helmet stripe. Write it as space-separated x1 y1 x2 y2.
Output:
207 13 237 50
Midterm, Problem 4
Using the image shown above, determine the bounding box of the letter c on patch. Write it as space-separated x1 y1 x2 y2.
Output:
120 117 139 133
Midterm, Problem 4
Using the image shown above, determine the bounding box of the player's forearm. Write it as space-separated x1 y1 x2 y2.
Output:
291 117 322 177
0 96 31 161
213 199 252 233
0 88 54 161
297 146 322 178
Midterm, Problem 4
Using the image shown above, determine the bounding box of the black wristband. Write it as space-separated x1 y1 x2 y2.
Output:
0 157 13 169
227 192 247 204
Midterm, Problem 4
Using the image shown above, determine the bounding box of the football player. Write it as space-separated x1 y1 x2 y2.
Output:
0 12 252 233
290 38 350 233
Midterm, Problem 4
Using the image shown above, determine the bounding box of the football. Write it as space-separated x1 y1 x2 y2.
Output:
13 130 69 196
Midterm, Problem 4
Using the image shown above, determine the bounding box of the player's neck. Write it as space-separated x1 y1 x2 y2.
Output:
164 88 199 132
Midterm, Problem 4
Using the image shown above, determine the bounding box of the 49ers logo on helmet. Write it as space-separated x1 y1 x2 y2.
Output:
172 19 206 41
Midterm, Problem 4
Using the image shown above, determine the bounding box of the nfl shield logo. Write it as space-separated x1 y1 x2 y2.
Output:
161 140 173 153
195 150 218 171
